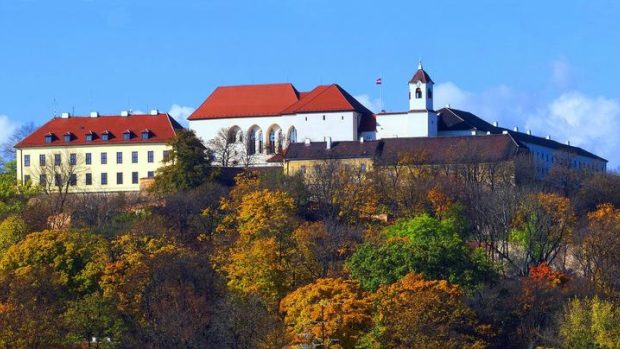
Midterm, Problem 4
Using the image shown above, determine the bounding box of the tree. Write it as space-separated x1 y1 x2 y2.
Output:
348 215 496 292
373 273 488 349
559 297 620 349
0 160 38 220
0 215 27 254
280 278 373 348
1 122 35 160
0 229 110 295
35 150 86 216
0 266 67 348
576 204 620 297
62 292 126 347
510 193 575 275
151 129 216 194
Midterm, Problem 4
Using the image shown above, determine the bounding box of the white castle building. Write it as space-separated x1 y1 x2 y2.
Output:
188 64 606 173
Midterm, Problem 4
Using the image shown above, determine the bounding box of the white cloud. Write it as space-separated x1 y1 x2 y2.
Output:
168 104 195 127
0 114 20 145
354 94 384 113
526 92 620 166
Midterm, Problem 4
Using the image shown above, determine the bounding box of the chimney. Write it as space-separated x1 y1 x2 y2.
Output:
304 138 311 146
493 121 499 127
566 140 571 146
359 137 365 143
513 126 519 132
546 135 551 140
61 112 70 119
471 130 477 136
527 129 532 135
120 110 130 117
502 130 508 135
446 104 451 108
90 112 99 118
326 137 332 150
486 131 491 135
149 109 159 115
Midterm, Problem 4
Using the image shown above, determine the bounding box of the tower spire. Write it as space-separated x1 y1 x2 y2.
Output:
418 59 423 70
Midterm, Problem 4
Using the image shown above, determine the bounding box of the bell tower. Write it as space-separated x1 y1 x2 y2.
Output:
408 61 434 111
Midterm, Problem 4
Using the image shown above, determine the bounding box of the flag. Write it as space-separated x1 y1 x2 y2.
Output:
375 77 382 85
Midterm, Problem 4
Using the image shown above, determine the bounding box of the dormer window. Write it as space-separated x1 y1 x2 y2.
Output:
141 130 151 140
123 130 132 141
64 132 73 143
85 132 95 142
44 133 54 144
101 131 110 141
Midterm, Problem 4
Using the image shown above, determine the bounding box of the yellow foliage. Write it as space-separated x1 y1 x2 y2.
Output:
280 278 373 348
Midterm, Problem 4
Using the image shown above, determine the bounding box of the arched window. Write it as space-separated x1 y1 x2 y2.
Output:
228 126 243 143
288 127 298 143
415 88 422 99
268 129 277 154
427 89 433 99
247 126 262 155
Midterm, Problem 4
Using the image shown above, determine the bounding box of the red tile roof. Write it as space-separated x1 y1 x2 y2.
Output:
15 113 183 148
188 83 373 119
188 83 300 120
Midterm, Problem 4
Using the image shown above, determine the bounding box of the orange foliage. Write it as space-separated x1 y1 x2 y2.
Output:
374 273 488 349
280 278 373 348
427 186 454 218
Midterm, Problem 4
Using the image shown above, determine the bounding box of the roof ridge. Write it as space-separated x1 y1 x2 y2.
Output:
282 84 335 113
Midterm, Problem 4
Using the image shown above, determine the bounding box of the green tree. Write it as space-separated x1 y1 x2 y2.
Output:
348 214 495 291
0 160 38 220
151 129 216 194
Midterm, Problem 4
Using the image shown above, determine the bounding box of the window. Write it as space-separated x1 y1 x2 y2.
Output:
86 133 94 142
54 154 61 166
163 150 170 162
101 152 107 164
415 87 422 99
69 153 77 165
54 174 61 186
85 173 92 186
39 154 46 166
132 151 138 163
39 174 47 185
300 165 306 175
147 171 154 178
116 152 123 164
101 173 108 185
322 115 326 120
123 131 131 141
360 164 367 172
69 174 77 186
132 172 139 184
85 153 92 165
288 127 297 143
44 134 53 144
313 165 320 174
116 172 123 185
24 155 30 167
64 134 72 142
102 132 110 141
141 131 150 140
147 151 154 163
24 175 30 183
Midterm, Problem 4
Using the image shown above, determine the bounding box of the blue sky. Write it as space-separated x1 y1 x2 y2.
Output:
1 0 619 165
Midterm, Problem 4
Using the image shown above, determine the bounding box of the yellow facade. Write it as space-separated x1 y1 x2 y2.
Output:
283 157 374 176
16 143 171 192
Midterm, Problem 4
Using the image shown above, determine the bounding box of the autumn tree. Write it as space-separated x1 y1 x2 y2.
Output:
280 278 373 348
0 215 27 254
575 204 620 297
559 296 620 348
373 273 488 348
151 129 216 194
510 193 575 275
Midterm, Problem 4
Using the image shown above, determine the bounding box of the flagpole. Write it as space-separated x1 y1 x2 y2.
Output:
380 73 384 112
